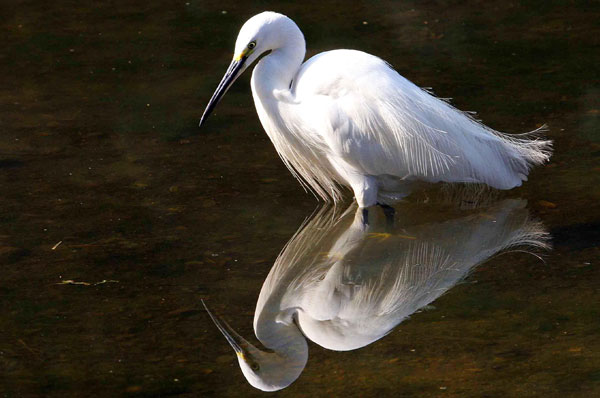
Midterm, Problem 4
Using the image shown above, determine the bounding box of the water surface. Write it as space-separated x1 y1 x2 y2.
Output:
1 1 599 397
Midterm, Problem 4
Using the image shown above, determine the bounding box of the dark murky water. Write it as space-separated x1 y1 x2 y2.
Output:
1 1 599 397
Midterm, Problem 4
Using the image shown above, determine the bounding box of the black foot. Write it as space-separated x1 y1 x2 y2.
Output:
377 203 395 230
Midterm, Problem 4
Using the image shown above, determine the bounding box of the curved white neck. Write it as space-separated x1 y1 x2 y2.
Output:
251 40 305 109
254 302 306 354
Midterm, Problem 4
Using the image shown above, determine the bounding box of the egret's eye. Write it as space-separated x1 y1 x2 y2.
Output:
251 362 260 371
248 41 256 49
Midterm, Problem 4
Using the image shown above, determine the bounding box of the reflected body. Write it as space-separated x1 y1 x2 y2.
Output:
204 198 549 391
199 12 552 207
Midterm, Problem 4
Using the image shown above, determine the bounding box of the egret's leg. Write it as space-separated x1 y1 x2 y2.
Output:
327 157 378 208
352 176 378 208
377 203 395 229
361 208 369 228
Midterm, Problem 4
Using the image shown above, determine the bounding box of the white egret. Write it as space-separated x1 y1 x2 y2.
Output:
203 198 549 391
199 12 552 208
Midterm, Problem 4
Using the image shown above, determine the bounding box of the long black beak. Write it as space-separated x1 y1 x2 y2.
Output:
199 57 247 127
201 299 251 358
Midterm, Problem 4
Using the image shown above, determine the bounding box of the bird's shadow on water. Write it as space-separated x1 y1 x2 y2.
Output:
202 190 551 391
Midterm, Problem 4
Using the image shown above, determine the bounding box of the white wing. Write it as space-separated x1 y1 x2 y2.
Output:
295 199 549 351
291 50 552 194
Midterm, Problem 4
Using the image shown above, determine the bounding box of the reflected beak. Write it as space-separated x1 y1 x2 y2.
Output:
201 299 250 358
199 56 247 127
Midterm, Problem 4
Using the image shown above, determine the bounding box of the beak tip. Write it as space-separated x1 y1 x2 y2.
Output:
199 57 245 130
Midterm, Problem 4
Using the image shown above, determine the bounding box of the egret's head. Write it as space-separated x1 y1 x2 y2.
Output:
233 12 301 66
234 342 306 392
202 301 307 392
199 12 303 127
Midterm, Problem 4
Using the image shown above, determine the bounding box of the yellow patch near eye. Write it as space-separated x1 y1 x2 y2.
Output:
234 48 255 61
234 51 245 61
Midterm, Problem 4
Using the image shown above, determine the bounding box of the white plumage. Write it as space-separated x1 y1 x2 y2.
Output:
200 12 552 207
204 198 550 391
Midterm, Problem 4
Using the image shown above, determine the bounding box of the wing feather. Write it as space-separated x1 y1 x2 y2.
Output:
291 50 552 195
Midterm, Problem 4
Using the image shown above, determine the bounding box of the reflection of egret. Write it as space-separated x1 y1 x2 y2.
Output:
204 199 549 391
199 12 552 208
